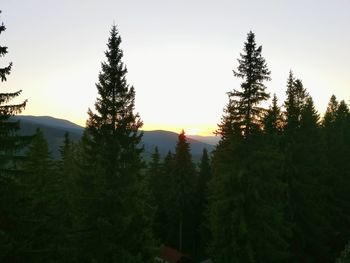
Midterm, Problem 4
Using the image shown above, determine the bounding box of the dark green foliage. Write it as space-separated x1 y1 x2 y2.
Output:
19 129 59 262
195 148 211 261
208 32 289 263
77 25 155 262
323 95 339 129
284 71 308 133
55 132 80 261
282 76 331 262
263 94 283 134
147 147 166 241
0 9 27 177
336 242 350 263
147 133 200 259
0 11 28 261
209 136 290 262
158 150 176 245
323 96 350 257
229 31 271 136
1 18 350 263
167 131 197 255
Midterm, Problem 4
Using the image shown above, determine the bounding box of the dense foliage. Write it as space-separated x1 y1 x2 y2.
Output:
0 11 349 262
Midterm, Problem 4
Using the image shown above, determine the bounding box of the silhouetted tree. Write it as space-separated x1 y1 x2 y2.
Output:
77 25 154 262
208 32 289 263
147 147 165 241
55 132 79 261
264 94 283 134
158 151 176 246
167 130 196 255
229 31 271 136
323 97 350 256
196 148 211 261
21 129 58 262
283 78 331 262
284 71 308 132
323 95 339 129
0 11 28 261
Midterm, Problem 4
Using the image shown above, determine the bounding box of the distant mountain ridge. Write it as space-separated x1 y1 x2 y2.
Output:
13 115 216 162
14 115 83 131
187 134 220 146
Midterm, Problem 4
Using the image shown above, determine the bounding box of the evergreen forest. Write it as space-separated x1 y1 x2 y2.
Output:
1 10 350 263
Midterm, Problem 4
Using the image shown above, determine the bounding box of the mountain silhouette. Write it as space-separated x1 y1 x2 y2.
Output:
13 115 216 162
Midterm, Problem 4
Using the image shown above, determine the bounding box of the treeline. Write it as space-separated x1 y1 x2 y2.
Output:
1 10 350 263
206 32 350 262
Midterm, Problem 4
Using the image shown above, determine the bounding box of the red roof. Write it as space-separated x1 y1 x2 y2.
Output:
159 246 186 263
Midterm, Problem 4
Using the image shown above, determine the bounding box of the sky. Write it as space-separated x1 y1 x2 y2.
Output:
1 0 349 135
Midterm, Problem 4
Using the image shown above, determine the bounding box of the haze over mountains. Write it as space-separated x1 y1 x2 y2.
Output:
13 115 217 161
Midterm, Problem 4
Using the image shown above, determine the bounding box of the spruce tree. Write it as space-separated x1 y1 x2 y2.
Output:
0 11 28 261
263 94 283 134
208 32 289 262
159 150 176 246
196 148 211 261
284 71 308 132
78 25 154 262
323 95 339 129
0 10 27 175
168 130 196 255
56 132 79 261
163 151 174 175
323 98 350 256
230 31 271 136
283 79 331 262
146 147 165 241
21 129 58 262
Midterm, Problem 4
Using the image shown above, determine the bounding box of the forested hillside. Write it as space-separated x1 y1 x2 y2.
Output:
13 115 214 160
1 10 349 263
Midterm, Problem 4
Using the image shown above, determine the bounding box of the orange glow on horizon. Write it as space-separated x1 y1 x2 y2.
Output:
21 114 217 137
142 123 216 136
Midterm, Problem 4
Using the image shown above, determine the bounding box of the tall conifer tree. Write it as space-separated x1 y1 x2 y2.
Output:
0 10 27 175
147 147 164 241
21 129 58 262
264 94 282 134
196 148 211 261
284 71 308 132
283 76 331 262
323 98 350 255
78 25 154 262
169 131 196 254
0 11 28 261
209 32 289 262
229 31 270 136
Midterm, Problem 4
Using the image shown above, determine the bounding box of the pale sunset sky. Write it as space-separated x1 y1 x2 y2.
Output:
1 0 349 135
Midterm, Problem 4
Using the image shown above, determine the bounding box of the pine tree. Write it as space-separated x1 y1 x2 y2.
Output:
196 148 211 261
55 132 79 261
0 10 27 175
163 151 174 175
77 25 154 262
323 97 350 256
229 31 271 136
264 94 283 134
209 135 290 262
300 96 319 131
0 11 28 261
284 80 331 262
146 147 165 241
167 130 196 255
21 129 58 262
323 95 339 129
284 71 308 132
208 33 290 262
